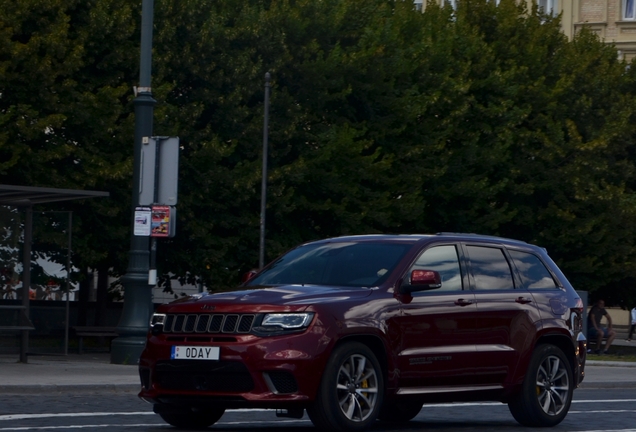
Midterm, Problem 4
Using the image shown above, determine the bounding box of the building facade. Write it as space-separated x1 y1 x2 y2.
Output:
423 0 635 60
571 0 636 59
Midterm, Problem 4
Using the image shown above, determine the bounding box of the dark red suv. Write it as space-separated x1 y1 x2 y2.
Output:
139 233 586 431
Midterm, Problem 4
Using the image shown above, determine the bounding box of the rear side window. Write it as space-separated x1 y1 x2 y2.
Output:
509 250 558 290
410 245 463 292
466 245 514 290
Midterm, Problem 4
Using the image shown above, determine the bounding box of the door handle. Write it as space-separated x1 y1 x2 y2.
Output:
454 298 473 306
515 297 533 304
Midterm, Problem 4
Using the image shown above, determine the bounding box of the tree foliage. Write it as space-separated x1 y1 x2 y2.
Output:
2 0 636 305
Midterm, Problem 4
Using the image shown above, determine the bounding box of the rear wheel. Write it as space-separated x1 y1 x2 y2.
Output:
307 342 384 432
508 344 573 427
155 405 225 430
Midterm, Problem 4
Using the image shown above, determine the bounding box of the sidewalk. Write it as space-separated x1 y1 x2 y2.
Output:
0 353 140 394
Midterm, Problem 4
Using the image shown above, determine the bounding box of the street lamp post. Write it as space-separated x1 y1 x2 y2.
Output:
110 0 156 364
259 72 270 269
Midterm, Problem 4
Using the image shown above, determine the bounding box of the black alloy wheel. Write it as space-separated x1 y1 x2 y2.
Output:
508 344 573 427
307 342 384 432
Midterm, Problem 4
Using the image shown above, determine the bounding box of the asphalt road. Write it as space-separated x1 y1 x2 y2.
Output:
1 387 635 431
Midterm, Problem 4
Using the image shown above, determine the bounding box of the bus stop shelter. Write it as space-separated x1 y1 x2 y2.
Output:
0 185 109 363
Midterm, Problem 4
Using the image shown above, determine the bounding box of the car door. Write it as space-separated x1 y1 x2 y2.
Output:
394 243 479 390
464 243 541 386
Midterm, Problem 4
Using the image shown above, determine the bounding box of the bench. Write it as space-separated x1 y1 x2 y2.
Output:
0 305 35 331
73 326 118 354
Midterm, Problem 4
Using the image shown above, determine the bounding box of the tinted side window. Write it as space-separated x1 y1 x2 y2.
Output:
466 245 514 290
410 245 462 292
509 250 558 290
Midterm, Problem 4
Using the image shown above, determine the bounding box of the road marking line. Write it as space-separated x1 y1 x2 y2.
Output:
420 399 636 407
2 400 636 422
0 420 635 431
0 413 154 421
0 425 163 431
0 419 312 431
0 408 280 421
570 410 636 413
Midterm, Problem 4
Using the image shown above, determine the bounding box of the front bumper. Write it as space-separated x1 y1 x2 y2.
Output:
138 329 331 409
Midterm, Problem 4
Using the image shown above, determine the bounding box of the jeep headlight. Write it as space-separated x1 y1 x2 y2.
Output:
261 313 314 329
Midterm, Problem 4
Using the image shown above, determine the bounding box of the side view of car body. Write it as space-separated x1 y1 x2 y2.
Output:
138 233 586 431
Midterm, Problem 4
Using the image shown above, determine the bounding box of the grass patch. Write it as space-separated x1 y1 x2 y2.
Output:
587 343 636 362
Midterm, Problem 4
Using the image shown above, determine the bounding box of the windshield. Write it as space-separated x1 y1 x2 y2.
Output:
247 241 413 287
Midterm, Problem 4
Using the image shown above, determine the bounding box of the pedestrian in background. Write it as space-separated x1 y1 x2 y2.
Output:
588 299 617 354
627 305 636 342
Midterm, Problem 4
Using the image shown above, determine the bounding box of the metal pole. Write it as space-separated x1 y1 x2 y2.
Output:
259 72 270 269
148 137 161 286
20 206 32 363
64 211 72 356
111 0 156 364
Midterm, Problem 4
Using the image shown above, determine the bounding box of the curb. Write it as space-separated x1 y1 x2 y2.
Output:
0 384 141 395
579 382 636 389
586 360 636 367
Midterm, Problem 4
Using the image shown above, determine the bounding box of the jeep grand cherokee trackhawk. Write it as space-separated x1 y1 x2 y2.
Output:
139 233 586 431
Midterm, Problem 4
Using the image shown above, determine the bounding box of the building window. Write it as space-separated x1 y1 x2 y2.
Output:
538 0 558 16
414 0 423 11
624 0 635 19
445 0 458 9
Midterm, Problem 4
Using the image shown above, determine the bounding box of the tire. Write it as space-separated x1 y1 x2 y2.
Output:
155 405 225 430
307 342 384 432
377 400 422 422
508 344 573 427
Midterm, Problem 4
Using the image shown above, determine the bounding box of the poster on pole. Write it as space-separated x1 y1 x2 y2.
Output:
151 205 173 237
134 207 152 236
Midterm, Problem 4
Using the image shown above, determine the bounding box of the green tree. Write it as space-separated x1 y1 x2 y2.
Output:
3 0 636 307
0 0 138 315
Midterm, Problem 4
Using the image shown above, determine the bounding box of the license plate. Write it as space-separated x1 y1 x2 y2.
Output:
171 346 220 360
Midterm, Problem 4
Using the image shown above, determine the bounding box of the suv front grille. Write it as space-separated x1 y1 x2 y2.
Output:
155 360 254 392
163 314 255 334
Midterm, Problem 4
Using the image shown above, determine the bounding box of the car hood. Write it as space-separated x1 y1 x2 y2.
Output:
160 284 374 312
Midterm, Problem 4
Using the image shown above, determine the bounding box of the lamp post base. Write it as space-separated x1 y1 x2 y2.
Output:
111 336 146 365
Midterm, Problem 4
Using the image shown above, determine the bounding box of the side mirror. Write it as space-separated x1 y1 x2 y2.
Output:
401 270 442 294
241 269 259 284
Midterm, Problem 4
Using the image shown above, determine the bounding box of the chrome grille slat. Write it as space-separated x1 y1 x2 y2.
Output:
238 315 254 333
184 315 197 332
164 315 175 332
162 313 255 334
173 315 186 333
195 315 210 333
223 315 238 333
209 315 223 332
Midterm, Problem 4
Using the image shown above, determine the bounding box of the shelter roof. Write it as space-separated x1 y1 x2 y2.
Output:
0 185 109 206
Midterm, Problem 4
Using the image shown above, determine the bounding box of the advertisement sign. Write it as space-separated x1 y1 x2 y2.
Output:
134 207 152 236
151 205 172 238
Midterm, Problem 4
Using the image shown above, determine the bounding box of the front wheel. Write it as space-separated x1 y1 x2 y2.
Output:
307 342 384 432
508 344 573 427
155 405 225 430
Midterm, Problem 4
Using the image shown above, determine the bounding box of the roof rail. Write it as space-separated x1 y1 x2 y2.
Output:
435 232 528 244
